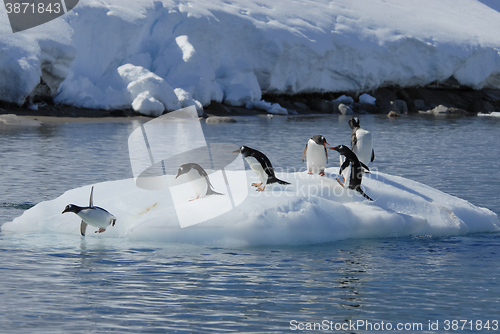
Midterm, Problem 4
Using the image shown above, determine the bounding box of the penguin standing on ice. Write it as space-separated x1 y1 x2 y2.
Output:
62 186 116 236
175 163 222 201
348 117 375 166
303 135 330 176
234 146 290 191
330 145 373 201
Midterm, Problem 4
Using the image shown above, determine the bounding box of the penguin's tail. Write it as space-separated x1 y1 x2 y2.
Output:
207 188 224 196
355 186 373 201
268 176 291 186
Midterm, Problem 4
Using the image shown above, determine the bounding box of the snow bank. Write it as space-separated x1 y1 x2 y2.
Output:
2 0 500 112
3 168 498 246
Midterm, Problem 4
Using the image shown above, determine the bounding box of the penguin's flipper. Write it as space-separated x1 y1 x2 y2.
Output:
351 133 357 149
89 186 94 208
324 145 328 164
80 220 87 236
371 149 375 162
360 162 370 172
339 159 350 174
302 144 307 163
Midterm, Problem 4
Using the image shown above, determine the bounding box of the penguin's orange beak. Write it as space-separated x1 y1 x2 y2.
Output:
324 142 330 148
330 147 338 151
62 208 68 214
175 174 180 179
233 149 240 153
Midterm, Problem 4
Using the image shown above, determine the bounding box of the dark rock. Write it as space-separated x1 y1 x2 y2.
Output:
358 103 379 114
414 99 427 110
413 88 481 111
293 102 308 110
374 88 398 104
395 87 410 100
310 98 332 113
448 107 467 114
468 100 495 114
382 100 408 114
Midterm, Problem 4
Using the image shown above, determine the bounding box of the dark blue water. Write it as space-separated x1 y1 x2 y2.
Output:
1 114 499 333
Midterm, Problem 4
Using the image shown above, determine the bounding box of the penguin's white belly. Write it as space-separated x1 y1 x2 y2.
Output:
353 129 372 166
186 169 208 197
306 140 327 172
77 208 115 228
245 156 268 184
339 156 351 187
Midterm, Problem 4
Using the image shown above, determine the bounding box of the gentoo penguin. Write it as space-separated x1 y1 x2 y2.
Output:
234 146 290 191
175 163 222 200
330 145 373 201
348 117 375 166
62 186 116 236
302 135 330 176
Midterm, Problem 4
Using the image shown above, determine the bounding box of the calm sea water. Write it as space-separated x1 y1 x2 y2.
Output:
1 114 499 333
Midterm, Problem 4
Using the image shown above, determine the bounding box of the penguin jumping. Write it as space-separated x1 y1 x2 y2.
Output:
62 186 116 236
330 145 373 201
234 146 290 191
175 163 223 201
348 117 375 167
303 135 330 176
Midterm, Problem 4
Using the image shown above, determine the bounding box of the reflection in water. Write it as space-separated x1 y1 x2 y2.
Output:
336 248 367 310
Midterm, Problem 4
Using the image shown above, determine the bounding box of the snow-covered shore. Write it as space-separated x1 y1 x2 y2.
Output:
1 0 500 116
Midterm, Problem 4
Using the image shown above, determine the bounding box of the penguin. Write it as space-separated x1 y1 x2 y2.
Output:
348 117 375 166
175 163 222 201
234 146 290 191
330 145 373 201
302 135 330 176
62 186 116 236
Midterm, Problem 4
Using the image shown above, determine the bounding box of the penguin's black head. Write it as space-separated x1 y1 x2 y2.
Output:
311 135 330 148
62 204 82 214
233 146 251 157
176 163 204 179
176 164 190 179
330 144 350 155
348 117 360 130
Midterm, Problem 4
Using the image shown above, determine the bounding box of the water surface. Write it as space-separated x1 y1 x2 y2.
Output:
1 114 499 333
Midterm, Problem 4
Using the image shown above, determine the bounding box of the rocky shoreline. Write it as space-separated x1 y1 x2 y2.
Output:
1 85 500 119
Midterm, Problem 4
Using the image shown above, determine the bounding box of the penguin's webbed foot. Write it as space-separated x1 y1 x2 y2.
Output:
256 186 266 192
251 182 263 187
189 196 201 201
95 228 106 233
319 170 325 176
307 171 313 175
336 177 345 188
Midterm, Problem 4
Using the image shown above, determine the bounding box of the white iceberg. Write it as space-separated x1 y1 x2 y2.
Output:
3 168 498 246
